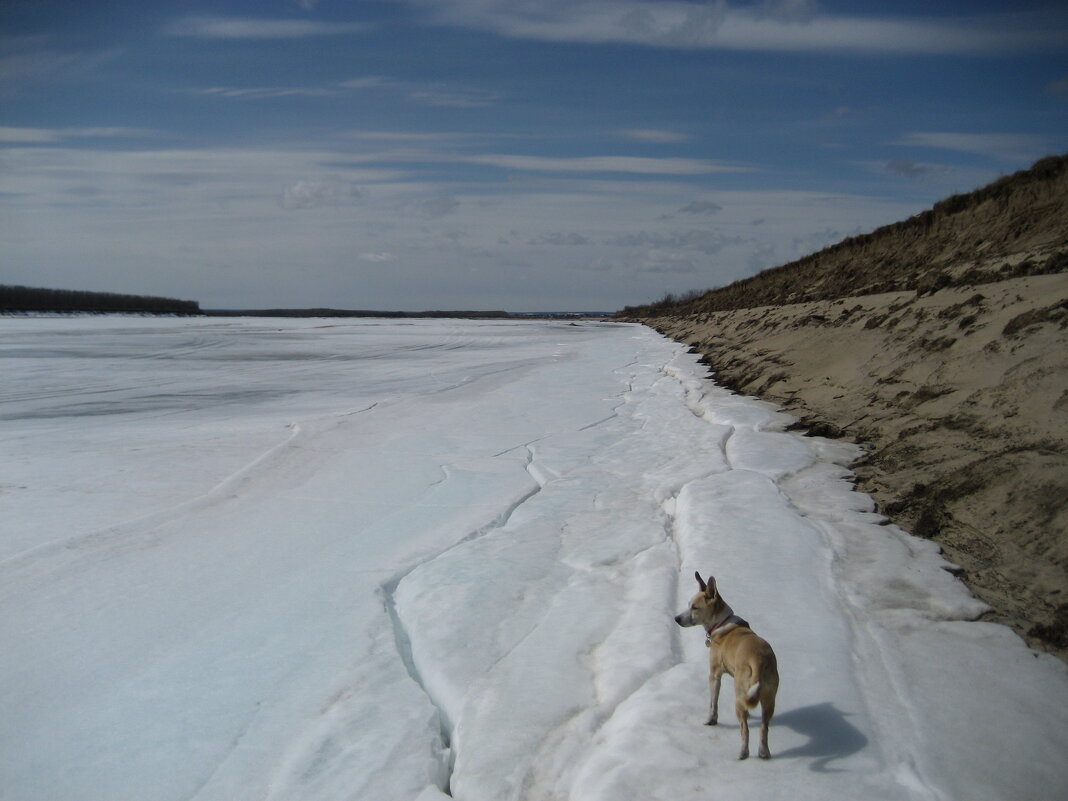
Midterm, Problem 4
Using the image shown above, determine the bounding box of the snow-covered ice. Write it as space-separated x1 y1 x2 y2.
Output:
2 316 1066 801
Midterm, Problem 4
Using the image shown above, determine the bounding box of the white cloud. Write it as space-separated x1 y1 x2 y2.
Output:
528 232 591 246
341 130 469 143
0 40 122 97
402 1 1067 54
407 87 501 107
0 126 155 143
189 76 393 100
461 154 746 175
189 74 500 109
895 131 1053 162
755 0 820 24
617 128 690 143
609 229 741 255
167 16 367 39
675 200 723 215
337 76 393 90
882 157 951 179
791 227 842 257
638 251 700 274
0 142 955 311
406 196 461 219
1047 76 1068 99
195 86 338 99
281 177 362 210
0 127 59 143
746 241 778 273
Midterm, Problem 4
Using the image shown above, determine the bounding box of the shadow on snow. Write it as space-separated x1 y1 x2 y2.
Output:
773 702 868 772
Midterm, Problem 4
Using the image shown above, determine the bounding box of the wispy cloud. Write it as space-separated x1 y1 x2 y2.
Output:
0 126 66 144
881 157 951 179
281 177 361 210
407 87 501 108
617 128 690 143
194 86 338 99
528 231 591 246
337 76 393 90
167 16 367 39
0 140 928 310
657 200 725 220
0 146 403 211
1047 76 1068 99
187 74 500 109
459 154 746 175
340 130 472 143
0 126 157 143
0 37 121 97
402 1 1068 54
895 131 1053 162
190 76 390 101
405 196 461 219
608 229 741 255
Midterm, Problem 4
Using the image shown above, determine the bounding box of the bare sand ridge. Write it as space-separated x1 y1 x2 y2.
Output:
624 156 1068 659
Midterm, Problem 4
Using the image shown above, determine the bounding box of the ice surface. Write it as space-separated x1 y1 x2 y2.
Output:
1 317 1066 801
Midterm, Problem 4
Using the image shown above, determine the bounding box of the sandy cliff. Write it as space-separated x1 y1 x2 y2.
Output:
625 156 1068 658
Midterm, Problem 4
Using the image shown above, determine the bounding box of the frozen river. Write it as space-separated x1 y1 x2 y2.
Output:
1 316 1066 801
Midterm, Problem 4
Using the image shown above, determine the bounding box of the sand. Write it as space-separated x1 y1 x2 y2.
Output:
646 272 1068 659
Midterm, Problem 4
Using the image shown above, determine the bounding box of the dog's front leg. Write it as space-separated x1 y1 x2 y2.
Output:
706 664 722 726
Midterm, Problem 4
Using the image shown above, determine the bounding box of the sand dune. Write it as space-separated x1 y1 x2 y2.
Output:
624 157 1068 658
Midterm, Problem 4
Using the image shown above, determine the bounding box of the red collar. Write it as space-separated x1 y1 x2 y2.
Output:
704 615 750 644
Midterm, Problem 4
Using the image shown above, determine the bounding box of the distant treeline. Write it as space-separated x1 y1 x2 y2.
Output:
204 308 512 319
1 285 201 314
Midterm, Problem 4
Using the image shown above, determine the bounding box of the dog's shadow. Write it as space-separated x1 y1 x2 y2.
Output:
772 702 868 772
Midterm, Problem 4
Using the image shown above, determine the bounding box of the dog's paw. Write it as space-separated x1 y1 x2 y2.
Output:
738 750 749 760
758 749 771 760
704 717 718 726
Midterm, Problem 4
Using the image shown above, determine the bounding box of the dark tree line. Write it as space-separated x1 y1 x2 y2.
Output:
1 285 201 314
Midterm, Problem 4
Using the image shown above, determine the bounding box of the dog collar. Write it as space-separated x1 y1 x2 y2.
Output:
704 615 750 646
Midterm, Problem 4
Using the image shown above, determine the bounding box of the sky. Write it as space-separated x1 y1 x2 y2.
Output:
2 1 1067 312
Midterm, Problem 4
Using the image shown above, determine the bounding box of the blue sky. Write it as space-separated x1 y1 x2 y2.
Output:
2 1 1066 311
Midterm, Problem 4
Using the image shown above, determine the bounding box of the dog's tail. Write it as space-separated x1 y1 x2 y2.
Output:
745 681 761 708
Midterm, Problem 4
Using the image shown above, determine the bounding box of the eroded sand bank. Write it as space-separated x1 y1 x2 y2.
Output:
646 272 1068 658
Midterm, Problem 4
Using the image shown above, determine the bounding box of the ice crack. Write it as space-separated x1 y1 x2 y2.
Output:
378 443 550 797
379 575 455 796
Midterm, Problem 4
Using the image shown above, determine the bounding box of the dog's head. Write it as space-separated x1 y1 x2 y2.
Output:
674 571 725 628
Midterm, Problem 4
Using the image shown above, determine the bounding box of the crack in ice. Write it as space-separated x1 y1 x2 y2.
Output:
378 441 549 797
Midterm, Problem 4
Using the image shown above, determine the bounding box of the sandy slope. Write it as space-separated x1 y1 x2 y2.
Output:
645 272 1068 658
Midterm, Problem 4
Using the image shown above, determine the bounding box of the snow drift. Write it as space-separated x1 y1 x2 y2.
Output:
1 317 1066 801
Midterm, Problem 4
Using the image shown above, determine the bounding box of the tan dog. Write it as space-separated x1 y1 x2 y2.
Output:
675 571 779 759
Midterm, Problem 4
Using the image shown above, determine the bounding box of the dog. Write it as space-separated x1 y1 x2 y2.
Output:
675 571 779 759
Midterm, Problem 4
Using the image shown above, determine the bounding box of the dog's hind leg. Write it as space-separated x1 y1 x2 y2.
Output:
757 694 775 759
735 698 750 760
757 657 778 759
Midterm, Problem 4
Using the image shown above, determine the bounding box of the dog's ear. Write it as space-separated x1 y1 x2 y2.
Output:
694 571 706 592
706 575 718 599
